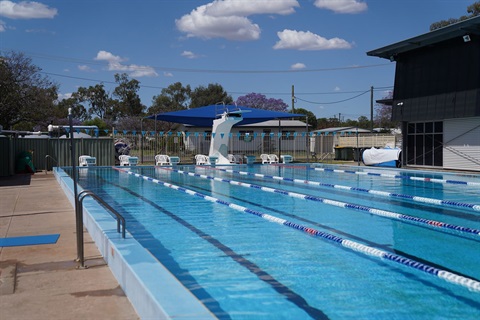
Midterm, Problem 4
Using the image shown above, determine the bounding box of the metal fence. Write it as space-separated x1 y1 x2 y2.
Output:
113 131 311 164
112 131 399 164
0 136 115 176
0 131 399 176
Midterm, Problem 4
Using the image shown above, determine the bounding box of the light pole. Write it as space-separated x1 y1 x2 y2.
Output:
140 117 145 164
68 108 82 265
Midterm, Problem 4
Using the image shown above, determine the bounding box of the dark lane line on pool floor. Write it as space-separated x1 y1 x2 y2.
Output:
175 180 480 282
79 170 480 310
78 177 231 319
94 175 329 320
117 168 480 298
163 167 480 241
204 167 480 223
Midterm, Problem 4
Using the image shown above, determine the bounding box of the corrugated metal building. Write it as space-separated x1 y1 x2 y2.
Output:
367 16 480 172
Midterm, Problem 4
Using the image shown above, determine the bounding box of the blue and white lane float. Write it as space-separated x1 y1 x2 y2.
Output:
114 167 480 294
310 165 480 188
157 167 480 240
210 168 480 213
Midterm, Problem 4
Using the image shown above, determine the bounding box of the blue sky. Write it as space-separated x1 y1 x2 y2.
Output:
0 0 473 120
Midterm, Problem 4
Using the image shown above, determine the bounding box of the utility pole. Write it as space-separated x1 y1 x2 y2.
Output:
370 86 374 132
291 85 295 113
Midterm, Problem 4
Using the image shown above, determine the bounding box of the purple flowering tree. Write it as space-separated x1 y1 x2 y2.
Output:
236 93 289 112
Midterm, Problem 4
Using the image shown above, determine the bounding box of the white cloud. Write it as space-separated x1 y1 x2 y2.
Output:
176 5 260 41
334 86 341 91
163 72 173 77
0 19 5 31
291 62 306 70
0 1 57 19
314 0 367 14
181 50 199 59
56 92 72 101
273 29 352 51
205 0 299 16
94 50 125 64
94 50 158 77
25 28 55 34
176 0 299 41
78 65 95 72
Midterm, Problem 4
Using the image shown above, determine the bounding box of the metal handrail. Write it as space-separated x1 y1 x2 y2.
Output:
44 155 57 174
76 190 126 267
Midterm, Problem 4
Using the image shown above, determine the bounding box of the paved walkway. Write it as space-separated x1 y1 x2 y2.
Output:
0 173 139 319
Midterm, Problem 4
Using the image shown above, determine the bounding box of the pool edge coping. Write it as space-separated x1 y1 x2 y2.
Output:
54 167 216 320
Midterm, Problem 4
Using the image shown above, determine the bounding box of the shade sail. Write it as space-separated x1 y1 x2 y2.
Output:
147 105 305 127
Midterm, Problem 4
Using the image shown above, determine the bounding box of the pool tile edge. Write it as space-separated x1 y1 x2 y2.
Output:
54 168 216 320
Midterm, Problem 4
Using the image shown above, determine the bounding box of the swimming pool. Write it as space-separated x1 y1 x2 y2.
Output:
61 164 480 319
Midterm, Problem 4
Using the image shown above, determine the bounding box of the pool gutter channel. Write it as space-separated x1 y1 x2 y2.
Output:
54 168 216 320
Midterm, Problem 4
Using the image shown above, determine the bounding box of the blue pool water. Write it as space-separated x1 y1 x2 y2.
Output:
70 164 480 319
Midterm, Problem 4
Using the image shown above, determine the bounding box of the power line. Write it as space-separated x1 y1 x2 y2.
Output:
15 49 394 74
294 90 370 105
42 71 393 97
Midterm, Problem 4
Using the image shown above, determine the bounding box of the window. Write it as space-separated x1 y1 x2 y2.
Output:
406 121 442 167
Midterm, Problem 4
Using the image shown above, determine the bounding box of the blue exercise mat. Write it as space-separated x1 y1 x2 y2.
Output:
0 234 60 247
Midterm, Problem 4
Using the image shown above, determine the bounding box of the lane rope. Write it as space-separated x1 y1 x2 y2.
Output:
157 167 480 240
115 167 480 293
212 167 480 212
310 165 480 188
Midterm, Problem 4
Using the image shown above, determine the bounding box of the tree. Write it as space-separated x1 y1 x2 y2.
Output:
83 117 110 136
189 83 233 108
113 73 145 117
148 82 191 115
356 116 371 129
374 91 399 129
53 97 89 122
293 108 317 129
73 84 115 120
430 1 480 30
236 93 289 112
0 51 58 130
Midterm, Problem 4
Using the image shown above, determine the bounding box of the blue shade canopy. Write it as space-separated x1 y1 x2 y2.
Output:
147 105 305 127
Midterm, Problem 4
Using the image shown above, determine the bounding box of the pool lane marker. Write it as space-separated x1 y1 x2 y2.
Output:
102 176 329 320
158 167 480 240
115 167 480 294
310 165 480 188
212 167 480 213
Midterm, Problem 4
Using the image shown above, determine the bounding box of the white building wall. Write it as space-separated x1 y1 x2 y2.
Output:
443 117 480 171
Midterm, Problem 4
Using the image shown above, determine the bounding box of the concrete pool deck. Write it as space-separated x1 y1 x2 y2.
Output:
0 173 139 319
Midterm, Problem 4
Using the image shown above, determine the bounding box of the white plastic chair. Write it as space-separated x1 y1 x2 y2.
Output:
195 154 209 165
227 154 236 163
155 155 171 166
260 154 269 164
268 154 279 164
119 155 138 166
79 155 96 166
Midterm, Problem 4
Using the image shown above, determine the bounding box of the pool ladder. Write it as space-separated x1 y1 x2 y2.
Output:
76 190 126 267
44 155 57 174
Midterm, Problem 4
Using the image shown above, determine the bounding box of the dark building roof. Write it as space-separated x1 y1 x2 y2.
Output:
367 16 480 60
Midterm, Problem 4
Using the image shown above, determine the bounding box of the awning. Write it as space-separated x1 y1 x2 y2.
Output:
147 105 305 127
